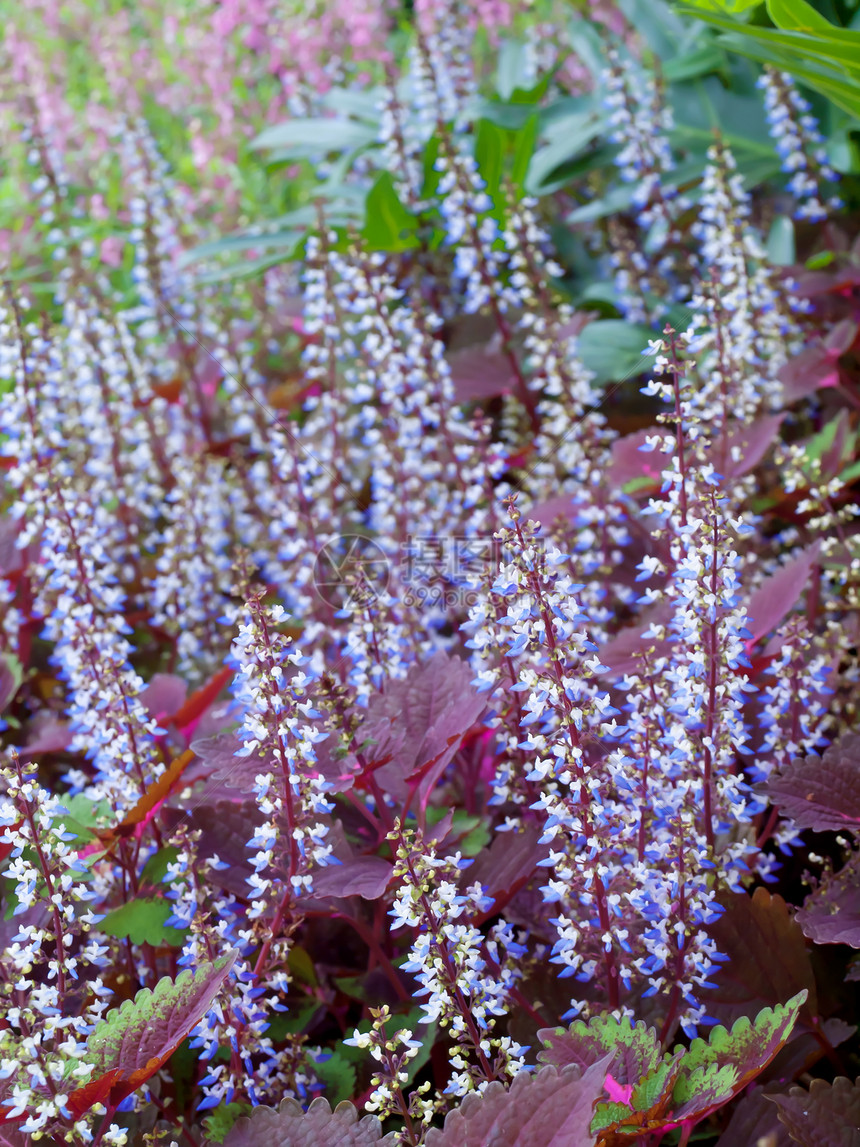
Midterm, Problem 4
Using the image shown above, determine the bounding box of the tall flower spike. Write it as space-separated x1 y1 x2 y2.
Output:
388 820 526 1099
758 67 842 222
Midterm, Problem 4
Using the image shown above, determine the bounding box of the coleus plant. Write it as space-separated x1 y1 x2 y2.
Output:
0 0 859 1144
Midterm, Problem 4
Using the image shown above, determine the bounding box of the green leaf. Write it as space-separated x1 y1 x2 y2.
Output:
661 42 729 82
362 172 420 252
525 109 605 194
578 320 655 383
496 39 531 100
511 114 539 190
766 215 796 265
100 898 187 947
140 846 181 888
683 0 763 11
203 1103 253 1144
681 6 860 120
314 1050 356 1107
70 952 237 1117
0 653 22 712
671 992 808 1122
475 119 505 208
251 118 378 158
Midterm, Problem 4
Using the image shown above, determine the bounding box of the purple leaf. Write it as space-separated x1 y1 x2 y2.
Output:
796 852 860 948
595 602 674 679
714 1086 793 1147
767 734 860 834
605 428 666 490
705 888 818 1028
448 342 518 401
218 1096 397 1146
779 320 857 401
140 673 188 719
722 414 784 478
764 1017 856 1084
424 1058 613 1147
312 854 392 900
0 1128 28 1146
19 712 71 757
186 730 264 799
168 801 260 898
537 1014 661 1082
745 542 821 645
466 822 547 904
671 993 808 1124
69 952 236 1117
0 517 23 577
364 652 486 804
769 1077 860 1146
527 493 577 527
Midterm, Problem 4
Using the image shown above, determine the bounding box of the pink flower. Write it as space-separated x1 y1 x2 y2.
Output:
99 236 125 267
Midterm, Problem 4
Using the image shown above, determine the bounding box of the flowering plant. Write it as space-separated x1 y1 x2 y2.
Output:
0 0 858 1144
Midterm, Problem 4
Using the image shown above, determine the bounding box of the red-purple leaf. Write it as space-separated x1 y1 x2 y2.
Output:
165 801 260 897
714 1086 793 1147
364 652 486 804
705 888 818 1027
424 1058 613 1147
537 1014 661 1081
721 414 784 478
466 822 547 904
745 543 821 645
217 1096 396 1146
769 1077 860 1146
19 712 71 757
448 342 518 401
140 673 188 720
0 518 23 577
0 1127 28 1146
186 730 264 799
796 851 860 948
670 993 807 1125
69 952 236 1117
595 602 674 679
605 429 666 490
527 493 577 527
767 734 860 834
312 854 392 900
779 320 858 402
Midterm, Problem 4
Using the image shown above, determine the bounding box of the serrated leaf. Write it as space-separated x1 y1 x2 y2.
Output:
202 1103 252 1145
538 1014 662 1081
424 1058 614 1147
69 952 236 1117
715 1085 792 1146
100 898 187 947
216 1097 396 1146
313 1051 356 1107
671 992 807 1123
362 652 485 806
705 888 817 1027
770 1076 860 1146
140 846 181 888
796 851 860 948
768 733 860 834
